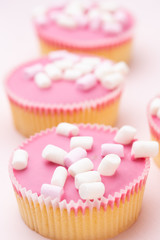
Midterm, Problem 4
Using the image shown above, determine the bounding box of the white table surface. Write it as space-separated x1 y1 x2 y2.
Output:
0 0 160 239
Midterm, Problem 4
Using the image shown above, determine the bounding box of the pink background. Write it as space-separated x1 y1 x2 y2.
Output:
0 0 160 239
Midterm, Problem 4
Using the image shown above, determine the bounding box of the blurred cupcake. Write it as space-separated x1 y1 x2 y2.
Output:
148 96 160 167
5 50 129 137
9 123 157 240
33 0 135 62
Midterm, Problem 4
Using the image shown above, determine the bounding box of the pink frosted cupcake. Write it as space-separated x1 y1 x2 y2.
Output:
148 96 160 167
33 0 135 62
5 50 129 137
9 123 159 240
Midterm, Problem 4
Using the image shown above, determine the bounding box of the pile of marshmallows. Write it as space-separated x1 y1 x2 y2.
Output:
33 0 128 35
150 97 160 119
12 123 158 201
24 50 129 90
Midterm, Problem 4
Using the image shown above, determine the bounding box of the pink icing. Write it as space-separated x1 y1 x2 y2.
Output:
6 56 115 105
12 126 146 202
34 6 134 48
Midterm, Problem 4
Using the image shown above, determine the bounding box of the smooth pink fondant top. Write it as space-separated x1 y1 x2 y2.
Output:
33 2 134 48
6 55 118 106
12 125 146 202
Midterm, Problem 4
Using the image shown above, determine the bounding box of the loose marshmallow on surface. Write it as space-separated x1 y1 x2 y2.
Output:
64 147 87 167
101 143 124 158
79 182 105 200
34 72 52 88
114 125 137 145
68 158 94 177
12 149 28 170
75 171 101 189
51 166 68 187
76 74 97 91
150 98 160 116
131 141 159 159
70 136 93 150
101 72 124 89
44 63 62 80
56 123 79 137
98 154 121 176
41 184 63 200
42 144 67 166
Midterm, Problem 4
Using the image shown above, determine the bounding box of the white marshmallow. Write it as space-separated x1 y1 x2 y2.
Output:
64 2 84 16
114 10 128 24
102 22 122 35
44 63 62 80
131 141 159 159
79 182 105 200
64 147 87 167
54 59 74 70
81 57 101 67
12 149 28 170
100 12 115 23
94 61 113 79
49 50 72 60
63 69 82 81
113 62 129 75
56 14 77 29
150 98 160 116
56 122 79 137
114 126 137 145
34 72 52 88
51 166 68 187
24 63 43 79
75 171 101 189
42 144 67 166
74 62 94 74
70 136 93 150
68 158 94 177
76 74 97 91
98 154 121 176
99 1 119 12
101 72 124 89
87 9 101 20
101 143 124 157
41 184 63 200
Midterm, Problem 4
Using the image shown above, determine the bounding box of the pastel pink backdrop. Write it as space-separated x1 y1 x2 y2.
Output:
0 0 160 239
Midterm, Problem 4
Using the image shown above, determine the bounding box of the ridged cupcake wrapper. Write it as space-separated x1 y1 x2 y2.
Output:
9 125 150 239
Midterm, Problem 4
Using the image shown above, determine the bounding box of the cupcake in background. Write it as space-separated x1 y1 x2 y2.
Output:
148 96 160 167
9 123 159 240
32 0 135 62
5 50 129 137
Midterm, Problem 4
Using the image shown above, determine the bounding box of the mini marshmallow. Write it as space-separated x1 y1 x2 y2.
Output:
56 14 77 29
114 125 137 145
100 12 114 23
56 122 79 137
34 72 51 88
49 50 72 60
102 22 122 35
68 158 94 177
24 63 43 79
74 62 94 74
70 136 93 150
64 147 87 167
131 141 159 159
94 61 113 79
42 144 67 166
44 63 62 80
101 72 124 89
12 149 28 170
101 143 124 157
54 59 74 70
79 182 105 200
98 154 121 176
81 57 101 67
150 98 160 115
113 62 129 75
76 74 97 91
75 171 101 189
63 69 82 80
51 166 68 187
114 10 128 24
87 9 101 20
64 2 84 16
41 184 63 200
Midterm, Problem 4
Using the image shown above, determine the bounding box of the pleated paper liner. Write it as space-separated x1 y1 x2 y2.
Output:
147 101 160 167
9 125 150 240
6 83 122 137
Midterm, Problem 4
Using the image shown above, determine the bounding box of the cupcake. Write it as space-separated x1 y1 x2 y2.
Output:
32 0 135 62
148 97 160 167
5 50 129 137
9 123 159 240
